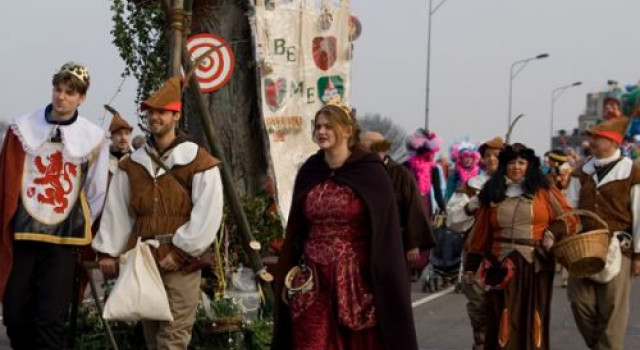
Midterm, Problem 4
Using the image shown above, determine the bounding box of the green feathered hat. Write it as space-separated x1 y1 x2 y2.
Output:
621 86 640 116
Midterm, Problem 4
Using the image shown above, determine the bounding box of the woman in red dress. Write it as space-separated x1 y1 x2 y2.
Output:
271 101 418 350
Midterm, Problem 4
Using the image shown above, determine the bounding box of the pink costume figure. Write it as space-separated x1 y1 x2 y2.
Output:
446 142 481 200
405 129 446 217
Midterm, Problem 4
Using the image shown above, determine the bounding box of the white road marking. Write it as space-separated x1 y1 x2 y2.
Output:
411 286 454 308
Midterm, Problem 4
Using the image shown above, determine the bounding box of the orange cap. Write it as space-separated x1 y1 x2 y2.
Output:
586 116 629 144
140 77 182 112
105 105 133 133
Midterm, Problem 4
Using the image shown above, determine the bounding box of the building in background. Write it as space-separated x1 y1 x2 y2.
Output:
551 91 604 152
551 81 640 152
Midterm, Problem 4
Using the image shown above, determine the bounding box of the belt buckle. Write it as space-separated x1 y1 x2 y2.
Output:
616 232 632 252
154 234 173 245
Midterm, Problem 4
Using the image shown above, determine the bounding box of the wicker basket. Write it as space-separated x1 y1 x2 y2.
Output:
208 316 244 334
551 209 610 278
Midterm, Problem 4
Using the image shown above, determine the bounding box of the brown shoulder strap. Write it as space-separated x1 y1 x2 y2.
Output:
547 189 564 219
146 150 191 198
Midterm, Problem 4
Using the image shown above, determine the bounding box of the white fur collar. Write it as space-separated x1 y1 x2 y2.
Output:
130 141 199 177
504 176 524 197
10 107 106 163
467 173 490 190
593 149 621 167
505 184 524 198
582 155 633 187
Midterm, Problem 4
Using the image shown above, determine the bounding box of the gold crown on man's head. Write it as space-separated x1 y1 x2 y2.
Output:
58 62 90 87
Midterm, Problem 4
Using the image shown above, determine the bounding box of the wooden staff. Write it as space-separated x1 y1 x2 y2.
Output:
181 49 275 307
169 0 185 77
506 113 524 145
83 262 120 350
162 0 274 306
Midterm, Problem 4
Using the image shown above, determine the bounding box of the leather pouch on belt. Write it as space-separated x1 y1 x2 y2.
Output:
617 232 633 256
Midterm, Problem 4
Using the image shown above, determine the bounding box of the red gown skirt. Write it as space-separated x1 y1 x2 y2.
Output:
289 181 384 350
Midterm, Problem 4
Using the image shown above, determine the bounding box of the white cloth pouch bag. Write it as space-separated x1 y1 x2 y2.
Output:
446 193 474 232
589 234 621 284
103 238 174 321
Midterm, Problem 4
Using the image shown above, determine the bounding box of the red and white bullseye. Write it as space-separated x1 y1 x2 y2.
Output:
185 33 235 93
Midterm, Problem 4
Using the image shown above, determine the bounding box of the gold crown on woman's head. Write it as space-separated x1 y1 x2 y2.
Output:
325 96 352 118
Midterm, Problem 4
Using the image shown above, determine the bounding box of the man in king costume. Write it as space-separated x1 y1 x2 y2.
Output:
92 77 224 350
0 62 110 349
566 116 640 350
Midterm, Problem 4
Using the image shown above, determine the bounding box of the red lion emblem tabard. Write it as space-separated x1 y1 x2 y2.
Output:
31 151 78 214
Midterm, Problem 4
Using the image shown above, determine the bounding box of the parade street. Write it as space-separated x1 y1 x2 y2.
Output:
409 277 640 350
0 277 636 349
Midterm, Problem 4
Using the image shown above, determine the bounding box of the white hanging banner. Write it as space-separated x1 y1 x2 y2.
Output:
251 0 352 221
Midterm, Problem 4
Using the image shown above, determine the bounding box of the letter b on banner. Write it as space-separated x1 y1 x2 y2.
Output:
274 39 297 62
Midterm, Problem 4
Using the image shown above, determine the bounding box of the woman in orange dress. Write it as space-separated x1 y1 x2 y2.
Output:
464 143 574 350
271 102 417 350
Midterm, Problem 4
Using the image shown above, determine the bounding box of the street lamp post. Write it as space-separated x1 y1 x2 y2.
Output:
550 81 582 149
425 0 450 130
507 53 550 128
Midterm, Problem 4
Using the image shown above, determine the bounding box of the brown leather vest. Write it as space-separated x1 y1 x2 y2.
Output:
577 162 640 233
119 147 219 258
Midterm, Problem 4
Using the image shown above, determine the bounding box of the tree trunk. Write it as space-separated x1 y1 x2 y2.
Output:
184 0 268 197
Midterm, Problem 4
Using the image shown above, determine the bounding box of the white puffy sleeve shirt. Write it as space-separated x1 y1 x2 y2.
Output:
92 146 224 258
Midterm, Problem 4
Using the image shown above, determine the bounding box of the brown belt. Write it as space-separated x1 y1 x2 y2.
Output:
143 234 173 245
495 237 541 247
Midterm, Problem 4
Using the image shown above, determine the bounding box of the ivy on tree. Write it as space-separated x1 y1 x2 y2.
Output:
111 0 169 102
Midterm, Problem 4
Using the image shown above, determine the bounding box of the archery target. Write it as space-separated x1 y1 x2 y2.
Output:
186 33 235 93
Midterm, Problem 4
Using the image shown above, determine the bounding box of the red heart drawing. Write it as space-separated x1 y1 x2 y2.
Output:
313 36 337 71
265 78 287 112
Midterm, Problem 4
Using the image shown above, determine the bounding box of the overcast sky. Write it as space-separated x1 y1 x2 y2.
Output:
351 0 640 153
2 0 639 155
1 1 135 131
